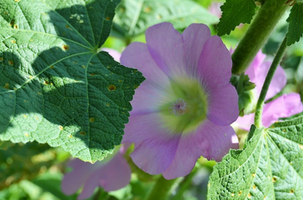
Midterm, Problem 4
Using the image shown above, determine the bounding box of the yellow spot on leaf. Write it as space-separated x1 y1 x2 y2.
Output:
30 39 34 42
106 103 110 106
82 65 86 68
105 16 110 20
50 65 54 69
35 116 39 121
59 126 63 131
13 24 18 29
0 57 3 61
24 133 29 137
80 131 86 136
253 185 257 190
68 135 73 138
108 85 116 91
247 193 252 199
11 40 16 43
231 193 234 197
144 7 152 12
272 177 277 182
238 191 242 196
4 83 9 89
89 117 95 123
290 189 294 193
157 14 162 19
252 173 256 177
23 114 27 118
62 44 69 51
300 144 303 149
24 100 28 103
8 60 14 65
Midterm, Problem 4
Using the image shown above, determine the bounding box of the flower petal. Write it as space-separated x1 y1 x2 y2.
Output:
182 24 211 77
253 61 286 100
234 113 255 131
123 113 180 175
197 35 232 90
262 93 303 127
163 120 238 179
245 51 266 81
61 159 97 195
145 22 186 77
120 42 169 85
207 84 239 126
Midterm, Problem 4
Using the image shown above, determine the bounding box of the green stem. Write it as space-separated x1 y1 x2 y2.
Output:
254 36 288 128
232 0 288 74
146 175 178 200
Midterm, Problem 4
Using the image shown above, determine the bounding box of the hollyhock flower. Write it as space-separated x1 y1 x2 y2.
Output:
121 22 239 180
61 145 131 200
236 51 303 130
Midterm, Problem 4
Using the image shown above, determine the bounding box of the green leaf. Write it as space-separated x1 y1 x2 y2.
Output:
217 0 256 35
208 113 303 199
286 4 303 46
0 0 145 162
114 0 219 38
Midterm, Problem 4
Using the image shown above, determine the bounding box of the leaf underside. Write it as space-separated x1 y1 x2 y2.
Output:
0 0 144 162
208 113 303 199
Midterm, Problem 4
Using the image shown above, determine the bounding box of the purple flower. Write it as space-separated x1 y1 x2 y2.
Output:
61 145 131 200
236 51 303 129
121 22 239 180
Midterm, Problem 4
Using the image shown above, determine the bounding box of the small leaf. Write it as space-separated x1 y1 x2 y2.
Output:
114 0 219 38
0 0 145 162
208 113 303 199
217 0 256 36
286 3 303 46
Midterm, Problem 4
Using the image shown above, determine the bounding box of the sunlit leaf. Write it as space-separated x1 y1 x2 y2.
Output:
0 0 145 162
208 113 303 199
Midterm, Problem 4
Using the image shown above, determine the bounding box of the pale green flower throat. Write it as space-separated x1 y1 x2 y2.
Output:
159 77 208 134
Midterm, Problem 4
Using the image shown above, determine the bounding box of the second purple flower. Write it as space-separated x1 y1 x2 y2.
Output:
121 22 239 179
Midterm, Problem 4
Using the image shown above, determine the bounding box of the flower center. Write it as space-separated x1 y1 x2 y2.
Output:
159 77 208 134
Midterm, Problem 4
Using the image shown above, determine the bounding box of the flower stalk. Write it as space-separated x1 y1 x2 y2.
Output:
232 0 288 74
254 36 288 128
146 176 178 200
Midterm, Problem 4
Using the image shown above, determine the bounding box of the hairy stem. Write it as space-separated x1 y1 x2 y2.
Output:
146 175 178 200
232 0 288 74
254 36 288 128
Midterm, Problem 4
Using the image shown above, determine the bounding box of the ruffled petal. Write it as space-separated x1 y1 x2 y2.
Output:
145 22 186 77
61 159 99 195
77 171 101 200
163 119 238 179
98 153 131 191
182 24 211 77
120 42 169 86
207 84 239 126
262 93 303 127
197 35 232 90
123 113 180 175
253 61 286 100
245 51 266 81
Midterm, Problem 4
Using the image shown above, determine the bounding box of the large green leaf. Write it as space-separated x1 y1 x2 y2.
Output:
113 0 219 38
0 0 145 162
208 113 303 199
